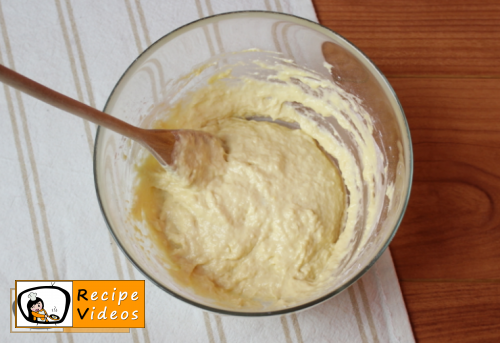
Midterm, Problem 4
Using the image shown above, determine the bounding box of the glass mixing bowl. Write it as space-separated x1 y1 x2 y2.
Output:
94 11 412 316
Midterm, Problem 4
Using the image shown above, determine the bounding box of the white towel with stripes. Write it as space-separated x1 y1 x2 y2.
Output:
0 0 414 342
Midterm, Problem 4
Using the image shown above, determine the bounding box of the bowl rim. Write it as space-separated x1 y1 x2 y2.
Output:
93 10 414 317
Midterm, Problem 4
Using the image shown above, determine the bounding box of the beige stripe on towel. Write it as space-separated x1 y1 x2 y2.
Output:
0 2 66 343
0 0 60 282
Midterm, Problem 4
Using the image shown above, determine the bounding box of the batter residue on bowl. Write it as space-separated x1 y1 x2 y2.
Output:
130 56 385 308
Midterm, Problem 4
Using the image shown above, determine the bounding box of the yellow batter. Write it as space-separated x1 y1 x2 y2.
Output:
131 56 384 308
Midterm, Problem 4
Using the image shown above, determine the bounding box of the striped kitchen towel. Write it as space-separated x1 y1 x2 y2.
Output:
0 0 414 342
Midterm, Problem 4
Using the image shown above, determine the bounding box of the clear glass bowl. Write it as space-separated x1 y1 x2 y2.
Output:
94 11 413 316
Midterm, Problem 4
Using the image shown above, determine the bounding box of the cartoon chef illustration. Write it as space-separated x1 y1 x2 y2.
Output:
27 292 49 323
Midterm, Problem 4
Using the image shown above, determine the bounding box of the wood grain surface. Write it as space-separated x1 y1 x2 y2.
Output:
390 78 500 280
312 0 500 341
401 281 500 342
313 0 500 77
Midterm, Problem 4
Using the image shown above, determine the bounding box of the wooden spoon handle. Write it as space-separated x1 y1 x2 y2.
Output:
0 64 145 141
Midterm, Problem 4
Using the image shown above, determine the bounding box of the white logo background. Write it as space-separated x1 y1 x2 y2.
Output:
16 281 73 328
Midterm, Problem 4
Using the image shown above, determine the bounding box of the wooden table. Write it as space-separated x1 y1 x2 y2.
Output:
312 1 500 341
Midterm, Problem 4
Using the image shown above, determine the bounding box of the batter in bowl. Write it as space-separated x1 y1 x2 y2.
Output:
130 56 385 308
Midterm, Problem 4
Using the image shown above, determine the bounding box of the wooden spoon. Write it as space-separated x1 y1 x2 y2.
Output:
0 64 216 166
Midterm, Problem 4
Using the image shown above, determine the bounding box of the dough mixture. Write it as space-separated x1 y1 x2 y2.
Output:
130 56 384 308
